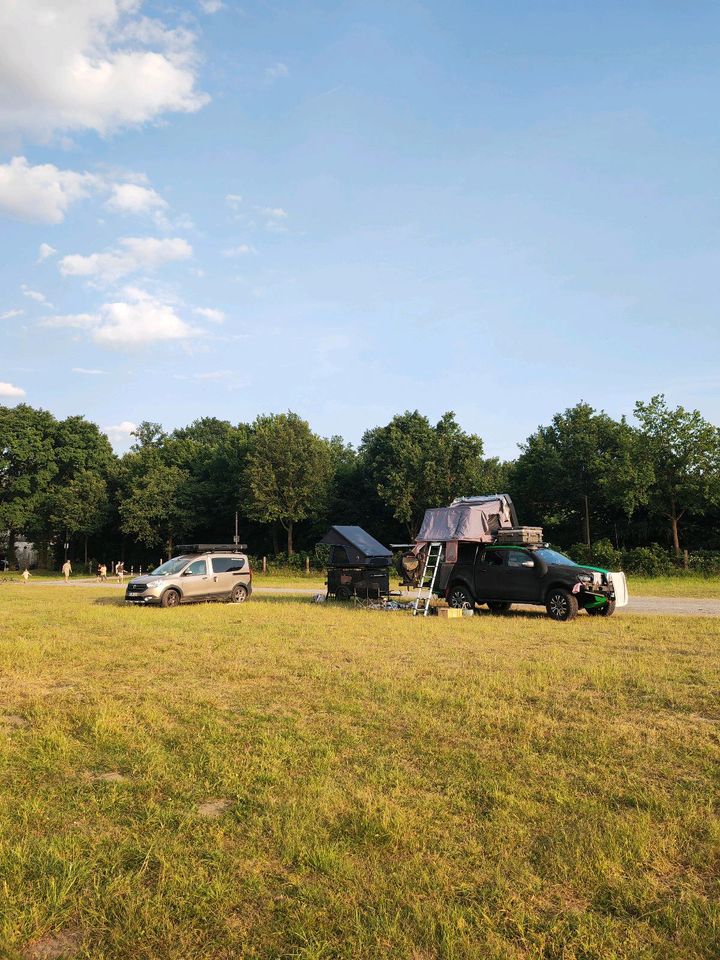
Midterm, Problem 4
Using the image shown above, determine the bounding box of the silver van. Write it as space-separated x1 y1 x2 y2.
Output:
125 545 252 607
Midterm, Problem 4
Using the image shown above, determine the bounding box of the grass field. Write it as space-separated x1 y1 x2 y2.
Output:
1 587 720 959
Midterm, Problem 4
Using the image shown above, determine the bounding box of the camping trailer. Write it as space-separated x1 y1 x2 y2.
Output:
319 525 393 599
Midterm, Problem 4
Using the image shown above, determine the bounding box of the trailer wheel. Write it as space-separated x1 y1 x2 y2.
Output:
447 585 474 608
335 586 352 601
487 601 512 613
587 600 616 617
546 588 578 622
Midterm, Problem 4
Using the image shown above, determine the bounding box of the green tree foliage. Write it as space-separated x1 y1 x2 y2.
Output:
634 395 720 556
510 402 649 547
360 411 491 537
242 412 333 554
0 404 58 562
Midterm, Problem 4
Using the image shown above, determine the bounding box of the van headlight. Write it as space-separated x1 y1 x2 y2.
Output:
145 579 162 588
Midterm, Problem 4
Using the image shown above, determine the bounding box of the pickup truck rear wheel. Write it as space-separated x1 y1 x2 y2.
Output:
546 588 578 622
487 601 512 613
447 585 474 608
587 599 616 617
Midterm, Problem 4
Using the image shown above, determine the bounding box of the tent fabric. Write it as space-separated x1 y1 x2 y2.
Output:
416 496 515 544
319 525 392 559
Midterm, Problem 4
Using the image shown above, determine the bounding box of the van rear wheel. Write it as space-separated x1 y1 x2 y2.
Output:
230 584 248 603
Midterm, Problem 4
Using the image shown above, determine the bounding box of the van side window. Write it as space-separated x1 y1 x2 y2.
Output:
211 556 246 573
185 559 207 576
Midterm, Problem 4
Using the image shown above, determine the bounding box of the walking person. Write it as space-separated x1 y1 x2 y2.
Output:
62 559 72 583
116 561 125 583
99 563 107 583
22 568 30 584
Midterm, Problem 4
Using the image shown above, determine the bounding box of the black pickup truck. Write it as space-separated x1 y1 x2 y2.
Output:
436 543 626 621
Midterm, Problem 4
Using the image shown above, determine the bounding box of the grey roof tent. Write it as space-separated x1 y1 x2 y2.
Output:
319 526 392 567
415 494 519 544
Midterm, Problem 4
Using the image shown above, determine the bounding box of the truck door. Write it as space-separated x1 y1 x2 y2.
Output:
473 547 507 600
503 549 542 601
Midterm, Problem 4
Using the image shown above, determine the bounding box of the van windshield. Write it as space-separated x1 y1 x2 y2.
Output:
151 556 191 576
535 548 577 567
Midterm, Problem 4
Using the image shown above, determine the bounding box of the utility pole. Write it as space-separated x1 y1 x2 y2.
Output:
233 511 239 548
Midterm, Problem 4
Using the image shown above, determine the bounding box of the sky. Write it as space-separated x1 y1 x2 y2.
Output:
1 0 719 459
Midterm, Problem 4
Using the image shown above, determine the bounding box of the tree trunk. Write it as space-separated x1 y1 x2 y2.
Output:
271 525 279 556
167 533 174 558
287 520 294 556
583 495 591 548
84 535 88 566
6 529 16 568
670 500 681 558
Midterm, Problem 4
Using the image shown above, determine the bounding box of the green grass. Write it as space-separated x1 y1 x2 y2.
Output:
1 588 720 958
626 576 720 598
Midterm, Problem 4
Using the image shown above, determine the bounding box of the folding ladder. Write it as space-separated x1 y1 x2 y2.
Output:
412 542 443 617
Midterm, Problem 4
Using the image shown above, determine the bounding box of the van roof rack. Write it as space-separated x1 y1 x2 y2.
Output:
176 543 247 554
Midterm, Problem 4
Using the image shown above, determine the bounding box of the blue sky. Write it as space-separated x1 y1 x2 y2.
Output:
1 0 719 458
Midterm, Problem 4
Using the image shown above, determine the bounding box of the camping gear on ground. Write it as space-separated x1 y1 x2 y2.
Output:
319 526 392 600
495 526 544 545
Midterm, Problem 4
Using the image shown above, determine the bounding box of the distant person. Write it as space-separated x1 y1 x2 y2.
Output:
62 560 72 583
99 563 107 582
116 562 125 583
22 568 30 584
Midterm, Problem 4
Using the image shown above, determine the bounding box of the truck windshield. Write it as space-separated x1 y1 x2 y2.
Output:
535 548 577 567
151 556 191 576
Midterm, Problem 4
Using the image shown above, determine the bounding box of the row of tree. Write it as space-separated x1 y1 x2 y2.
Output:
1 396 719 568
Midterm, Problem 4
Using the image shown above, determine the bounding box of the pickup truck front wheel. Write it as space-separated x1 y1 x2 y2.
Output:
546 588 578 622
587 599 616 617
447 585 474 608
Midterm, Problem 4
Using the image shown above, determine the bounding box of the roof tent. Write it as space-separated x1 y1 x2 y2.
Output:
319 526 392 567
416 494 517 544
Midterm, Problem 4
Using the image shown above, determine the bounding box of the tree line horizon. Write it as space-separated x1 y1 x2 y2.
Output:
1 396 719 568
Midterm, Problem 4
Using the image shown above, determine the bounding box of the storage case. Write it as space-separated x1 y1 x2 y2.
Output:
495 526 544 545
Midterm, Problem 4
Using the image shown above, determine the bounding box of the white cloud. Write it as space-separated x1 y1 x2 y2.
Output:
0 1 208 140
72 367 107 375
194 306 225 323
0 382 25 398
46 289 203 349
265 62 289 81
106 182 167 217
174 370 230 381
223 244 255 256
1 308 23 320
37 242 57 262
260 206 288 220
59 236 192 282
225 194 243 208
0 157 97 224
104 420 138 446
199 0 224 12
21 285 54 309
